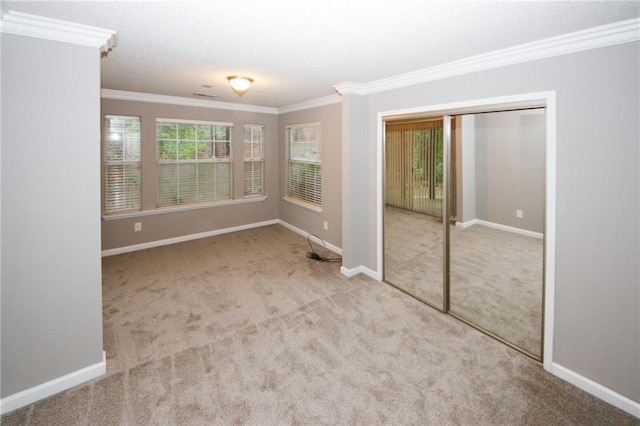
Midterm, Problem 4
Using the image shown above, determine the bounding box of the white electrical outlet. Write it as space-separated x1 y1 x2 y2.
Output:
516 210 523 218
134 222 142 232
323 221 328 231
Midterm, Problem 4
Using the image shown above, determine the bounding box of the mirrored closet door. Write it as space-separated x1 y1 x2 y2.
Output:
383 118 446 310
383 108 545 360
448 110 545 359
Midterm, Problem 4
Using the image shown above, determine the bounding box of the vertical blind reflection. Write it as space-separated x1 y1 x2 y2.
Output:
385 120 443 217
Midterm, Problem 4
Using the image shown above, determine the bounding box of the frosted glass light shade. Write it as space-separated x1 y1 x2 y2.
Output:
227 76 253 96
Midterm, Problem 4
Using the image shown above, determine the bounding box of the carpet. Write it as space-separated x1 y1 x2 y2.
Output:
2 225 637 425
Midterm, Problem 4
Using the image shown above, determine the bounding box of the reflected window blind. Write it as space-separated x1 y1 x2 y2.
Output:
156 119 232 207
286 123 321 207
385 119 443 217
104 115 142 214
243 124 264 197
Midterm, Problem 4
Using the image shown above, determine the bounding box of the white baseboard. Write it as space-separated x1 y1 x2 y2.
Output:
0 351 106 415
456 218 543 239
277 220 342 255
551 363 640 419
102 219 279 256
340 265 381 280
103 215 347 261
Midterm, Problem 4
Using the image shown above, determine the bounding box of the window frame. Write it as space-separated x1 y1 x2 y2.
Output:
103 114 142 215
155 118 233 209
285 122 322 212
243 124 265 198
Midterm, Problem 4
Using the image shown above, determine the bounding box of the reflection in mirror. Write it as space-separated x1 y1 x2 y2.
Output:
449 110 545 359
384 118 445 309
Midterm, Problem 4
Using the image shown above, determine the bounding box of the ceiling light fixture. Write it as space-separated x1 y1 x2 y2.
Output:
227 76 253 97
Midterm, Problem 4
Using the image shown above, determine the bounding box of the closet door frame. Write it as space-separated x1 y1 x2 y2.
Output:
377 91 556 370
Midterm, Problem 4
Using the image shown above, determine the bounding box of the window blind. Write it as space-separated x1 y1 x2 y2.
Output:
104 115 141 214
156 119 232 207
243 124 264 197
286 123 321 207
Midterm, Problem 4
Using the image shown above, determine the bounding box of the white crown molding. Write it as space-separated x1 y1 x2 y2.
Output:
0 10 117 52
101 89 279 115
102 88 340 115
332 82 367 96
277 94 342 114
335 17 640 96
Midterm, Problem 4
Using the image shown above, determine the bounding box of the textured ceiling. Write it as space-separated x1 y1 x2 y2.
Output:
3 1 639 107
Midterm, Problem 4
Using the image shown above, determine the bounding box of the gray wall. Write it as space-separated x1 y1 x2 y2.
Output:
278 103 342 249
474 109 545 233
341 94 370 270
100 99 280 251
343 42 639 402
456 115 477 224
1 34 104 397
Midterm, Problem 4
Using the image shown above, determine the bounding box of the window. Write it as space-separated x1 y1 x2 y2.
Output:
156 119 232 208
103 115 141 214
286 122 321 207
243 124 264 197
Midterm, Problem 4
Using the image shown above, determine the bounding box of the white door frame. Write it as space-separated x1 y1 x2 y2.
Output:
376 91 556 371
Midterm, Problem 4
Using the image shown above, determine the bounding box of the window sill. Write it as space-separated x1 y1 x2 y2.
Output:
103 196 267 221
282 197 322 214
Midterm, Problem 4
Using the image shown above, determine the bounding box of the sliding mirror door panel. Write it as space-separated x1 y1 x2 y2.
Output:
448 110 545 359
384 118 445 309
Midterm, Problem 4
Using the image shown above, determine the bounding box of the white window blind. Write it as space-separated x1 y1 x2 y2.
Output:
286 123 321 207
104 115 141 214
156 119 232 208
243 124 264 197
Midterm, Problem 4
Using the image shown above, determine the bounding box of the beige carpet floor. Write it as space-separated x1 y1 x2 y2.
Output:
384 206 542 358
2 225 637 425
